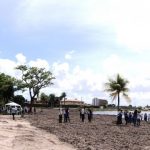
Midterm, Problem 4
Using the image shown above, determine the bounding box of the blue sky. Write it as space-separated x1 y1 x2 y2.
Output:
1 0 150 106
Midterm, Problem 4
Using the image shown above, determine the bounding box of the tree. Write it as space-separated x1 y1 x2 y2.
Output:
0 73 16 104
104 74 130 111
48 94 55 107
13 95 25 106
60 92 67 106
40 92 49 104
16 65 55 111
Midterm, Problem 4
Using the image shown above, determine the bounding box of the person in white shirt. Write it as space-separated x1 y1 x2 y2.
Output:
11 107 17 120
137 112 142 126
81 108 85 122
148 114 150 122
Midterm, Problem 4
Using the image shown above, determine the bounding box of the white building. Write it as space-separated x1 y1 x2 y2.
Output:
60 98 84 106
92 98 108 107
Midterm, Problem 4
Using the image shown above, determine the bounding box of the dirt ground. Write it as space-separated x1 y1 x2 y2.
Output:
26 108 150 150
1 109 150 150
0 115 76 150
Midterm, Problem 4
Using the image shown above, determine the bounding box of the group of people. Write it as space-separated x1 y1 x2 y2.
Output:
80 108 93 122
59 107 70 123
58 107 93 123
10 106 37 120
117 109 150 126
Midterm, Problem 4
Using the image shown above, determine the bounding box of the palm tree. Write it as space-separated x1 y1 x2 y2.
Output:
49 94 55 107
104 74 130 111
60 92 67 106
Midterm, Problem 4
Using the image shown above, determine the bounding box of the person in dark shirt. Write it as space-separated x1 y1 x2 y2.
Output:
133 109 138 126
124 110 129 125
117 109 123 125
144 113 147 122
87 108 93 122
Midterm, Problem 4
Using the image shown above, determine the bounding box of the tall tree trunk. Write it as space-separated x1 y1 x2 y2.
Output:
29 88 33 113
59 97 61 107
29 97 34 113
117 92 120 111
64 97 65 106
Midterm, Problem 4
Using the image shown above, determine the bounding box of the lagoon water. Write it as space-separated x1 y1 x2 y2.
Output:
93 111 118 116
93 111 150 116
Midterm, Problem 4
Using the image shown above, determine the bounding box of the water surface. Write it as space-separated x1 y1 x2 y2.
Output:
93 111 150 116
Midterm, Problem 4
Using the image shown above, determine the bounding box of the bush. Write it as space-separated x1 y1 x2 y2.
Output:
24 103 48 108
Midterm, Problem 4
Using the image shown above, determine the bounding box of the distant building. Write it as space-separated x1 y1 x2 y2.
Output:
60 98 84 106
92 98 108 107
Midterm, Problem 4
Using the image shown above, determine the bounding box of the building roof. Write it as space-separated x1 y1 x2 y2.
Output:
5 101 21 107
65 98 83 102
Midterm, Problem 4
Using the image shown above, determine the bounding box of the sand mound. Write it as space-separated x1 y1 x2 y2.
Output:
0 115 76 150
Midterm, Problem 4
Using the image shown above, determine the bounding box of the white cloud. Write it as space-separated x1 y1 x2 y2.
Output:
14 0 150 53
65 50 75 60
51 63 106 103
0 59 17 77
1 53 150 106
16 53 26 64
101 53 150 106
2 0 150 105
65 54 72 60
28 58 50 70
15 0 82 29
52 62 69 76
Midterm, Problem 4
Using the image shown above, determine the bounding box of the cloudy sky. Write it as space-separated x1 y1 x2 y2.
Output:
1 0 150 106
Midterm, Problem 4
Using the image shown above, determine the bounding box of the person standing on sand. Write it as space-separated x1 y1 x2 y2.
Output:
81 107 85 122
133 109 138 126
117 109 123 125
11 107 17 120
59 108 63 123
87 108 93 122
21 107 24 118
137 111 142 126
128 112 132 123
63 108 67 123
79 108 82 119
148 113 150 122
124 110 129 125
66 107 70 122
144 113 148 122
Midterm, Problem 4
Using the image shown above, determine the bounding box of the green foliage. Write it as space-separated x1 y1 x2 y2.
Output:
137 106 142 110
16 65 55 108
60 92 67 105
0 73 16 104
105 74 130 110
48 93 56 107
39 92 68 108
40 92 49 104
128 105 132 109
13 95 25 106
24 103 48 108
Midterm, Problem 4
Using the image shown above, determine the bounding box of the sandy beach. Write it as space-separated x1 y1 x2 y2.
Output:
1 109 150 150
26 108 150 150
0 115 75 150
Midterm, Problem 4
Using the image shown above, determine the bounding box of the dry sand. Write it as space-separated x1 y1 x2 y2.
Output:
0 115 76 150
